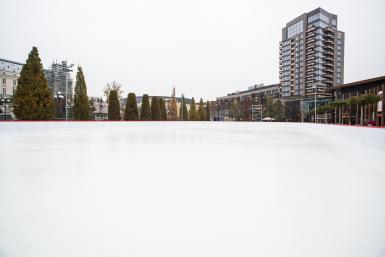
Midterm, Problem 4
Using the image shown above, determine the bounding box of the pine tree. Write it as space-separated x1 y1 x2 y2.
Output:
14 47 54 120
108 90 121 120
205 100 211 121
197 98 206 121
169 87 178 120
179 95 188 121
189 97 197 121
73 66 91 120
159 98 167 121
140 94 151 120
124 92 139 120
151 96 161 120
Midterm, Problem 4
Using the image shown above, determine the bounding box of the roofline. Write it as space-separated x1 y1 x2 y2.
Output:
0 58 24 66
331 75 385 90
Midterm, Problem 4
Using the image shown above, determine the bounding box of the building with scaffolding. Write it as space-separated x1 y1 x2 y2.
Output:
44 61 73 103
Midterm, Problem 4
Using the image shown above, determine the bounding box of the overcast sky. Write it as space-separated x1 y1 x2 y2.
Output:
0 0 384 100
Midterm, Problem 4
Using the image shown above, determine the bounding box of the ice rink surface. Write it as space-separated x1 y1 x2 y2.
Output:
0 122 384 257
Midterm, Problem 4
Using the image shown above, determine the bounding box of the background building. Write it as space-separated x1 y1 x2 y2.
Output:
45 61 73 103
279 7 344 98
215 83 280 121
330 75 384 126
0 58 23 98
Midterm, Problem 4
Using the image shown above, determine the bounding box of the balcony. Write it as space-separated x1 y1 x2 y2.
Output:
323 73 333 79
322 67 334 73
323 39 334 45
323 45 334 51
307 26 316 32
307 32 316 38
322 56 334 62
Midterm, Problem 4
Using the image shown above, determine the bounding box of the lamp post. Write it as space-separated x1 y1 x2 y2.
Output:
312 74 317 123
54 91 64 119
63 62 74 121
181 94 184 121
1 97 11 120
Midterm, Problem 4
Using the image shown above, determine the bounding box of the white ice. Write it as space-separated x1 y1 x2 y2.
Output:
0 122 384 257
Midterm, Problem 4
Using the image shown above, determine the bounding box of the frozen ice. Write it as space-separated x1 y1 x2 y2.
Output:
0 122 384 257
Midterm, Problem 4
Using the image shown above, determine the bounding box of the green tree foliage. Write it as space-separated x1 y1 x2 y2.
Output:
197 98 206 121
168 87 178 120
140 94 151 120
264 96 274 118
229 99 241 120
159 98 167 121
123 93 139 120
242 98 251 121
179 95 188 121
108 90 121 120
73 66 91 120
272 100 284 121
205 100 211 121
14 47 54 120
151 96 161 120
189 97 197 121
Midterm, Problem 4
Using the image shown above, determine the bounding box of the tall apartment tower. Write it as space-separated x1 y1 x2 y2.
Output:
279 8 345 98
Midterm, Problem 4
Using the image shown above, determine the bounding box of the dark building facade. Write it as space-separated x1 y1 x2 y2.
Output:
279 7 344 99
330 76 384 126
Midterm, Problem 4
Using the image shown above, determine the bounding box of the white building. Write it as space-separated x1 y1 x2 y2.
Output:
0 58 23 97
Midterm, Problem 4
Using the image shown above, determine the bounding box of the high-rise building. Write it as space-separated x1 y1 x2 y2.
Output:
45 60 73 102
0 58 23 97
279 7 345 98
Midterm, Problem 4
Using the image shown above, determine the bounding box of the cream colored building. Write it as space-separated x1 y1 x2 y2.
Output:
0 58 23 98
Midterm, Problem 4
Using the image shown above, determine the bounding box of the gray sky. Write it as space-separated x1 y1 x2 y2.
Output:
0 0 384 100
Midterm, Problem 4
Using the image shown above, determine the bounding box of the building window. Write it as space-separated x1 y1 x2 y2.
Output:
308 13 330 24
2 79 6 85
287 20 304 39
2 88 6 95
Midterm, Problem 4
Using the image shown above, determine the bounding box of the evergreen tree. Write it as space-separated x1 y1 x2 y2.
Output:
197 98 206 121
14 47 54 120
189 97 197 121
168 87 178 120
151 96 161 120
140 94 151 120
179 95 188 121
124 92 139 120
159 98 167 121
205 100 211 121
73 66 91 120
108 90 121 120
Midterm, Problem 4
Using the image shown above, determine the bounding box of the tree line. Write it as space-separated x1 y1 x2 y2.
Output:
12 47 211 121
108 89 211 121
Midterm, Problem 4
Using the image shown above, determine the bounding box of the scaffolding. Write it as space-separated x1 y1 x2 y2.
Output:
251 104 263 122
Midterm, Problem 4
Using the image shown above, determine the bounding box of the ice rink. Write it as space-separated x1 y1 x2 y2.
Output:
0 122 384 257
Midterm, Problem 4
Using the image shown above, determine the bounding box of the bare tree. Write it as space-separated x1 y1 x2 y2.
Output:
104 81 123 100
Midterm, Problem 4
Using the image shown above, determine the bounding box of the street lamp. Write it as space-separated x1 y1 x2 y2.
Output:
1 97 11 120
312 74 317 123
54 91 64 119
63 62 74 121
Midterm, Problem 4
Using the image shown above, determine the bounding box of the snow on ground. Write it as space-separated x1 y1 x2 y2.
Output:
0 122 384 257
